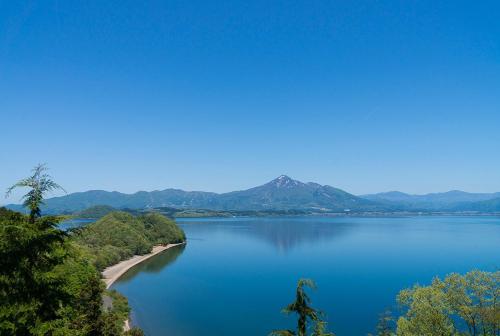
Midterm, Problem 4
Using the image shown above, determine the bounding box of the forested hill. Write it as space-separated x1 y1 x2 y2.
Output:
74 211 186 270
0 206 185 335
74 205 116 218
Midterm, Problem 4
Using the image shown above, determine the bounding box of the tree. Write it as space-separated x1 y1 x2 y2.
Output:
6 163 65 223
0 166 100 335
1 166 143 335
440 271 499 336
310 321 335 336
270 279 334 336
393 270 499 336
124 328 145 336
1 166 69 334
396 282 456 336
0 210 69 335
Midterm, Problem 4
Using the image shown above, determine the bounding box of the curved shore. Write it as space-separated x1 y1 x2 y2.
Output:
101 242 186 331
102 242 186 289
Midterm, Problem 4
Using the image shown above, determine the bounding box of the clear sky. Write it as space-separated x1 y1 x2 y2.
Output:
1 1 500 203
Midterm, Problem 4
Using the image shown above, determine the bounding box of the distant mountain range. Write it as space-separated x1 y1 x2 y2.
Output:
5 175 500 214
5 175 380 213
361 190 500 211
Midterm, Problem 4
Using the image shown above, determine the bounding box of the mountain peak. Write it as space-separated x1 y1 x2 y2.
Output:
269 175 302 188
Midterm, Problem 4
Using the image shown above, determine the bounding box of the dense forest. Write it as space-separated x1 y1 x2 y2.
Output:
74 205 117 219
74 211 185 270
0 165 185 335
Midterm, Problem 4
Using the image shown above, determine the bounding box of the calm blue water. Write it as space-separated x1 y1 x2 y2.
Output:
112 216 500 336
59 218 95 230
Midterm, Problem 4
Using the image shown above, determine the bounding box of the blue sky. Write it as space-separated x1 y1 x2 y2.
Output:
1 0 500 202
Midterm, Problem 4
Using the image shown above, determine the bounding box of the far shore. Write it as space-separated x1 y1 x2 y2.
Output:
69 211 500 223
102 242 186 289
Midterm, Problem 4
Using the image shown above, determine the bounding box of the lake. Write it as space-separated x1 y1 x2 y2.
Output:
111 216 500 335
59 218 96 231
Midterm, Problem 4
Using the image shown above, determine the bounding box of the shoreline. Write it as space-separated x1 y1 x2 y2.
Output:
102 242 185 289
173 212 500 220
101 242 186 331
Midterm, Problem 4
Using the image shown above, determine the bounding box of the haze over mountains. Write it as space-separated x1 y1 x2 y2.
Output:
362 190 500 211
6 175 500 214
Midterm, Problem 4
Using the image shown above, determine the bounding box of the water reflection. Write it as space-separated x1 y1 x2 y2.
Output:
112 216 500 336
116 244 186 284
180 217 355 253
245 219 355 252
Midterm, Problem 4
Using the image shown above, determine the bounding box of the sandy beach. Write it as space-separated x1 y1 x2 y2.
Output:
102 242 185 289
101 242 185 331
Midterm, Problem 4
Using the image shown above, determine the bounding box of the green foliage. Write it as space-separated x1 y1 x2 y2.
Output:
310 321 335 336
282 279 320 336
51 243 104 335
74 211 185 270
271 279 334 336
123 328 145 336
6 164 65 222
99 290 132 336
75 205 116 219
0 208 117 335
106 290 131 322
440 270 500 335
1 166 144 335
140 212 186 244
395 270 499 336
99 311 125 336
0 210 69 335
397 283 455 336
270 331 296 336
